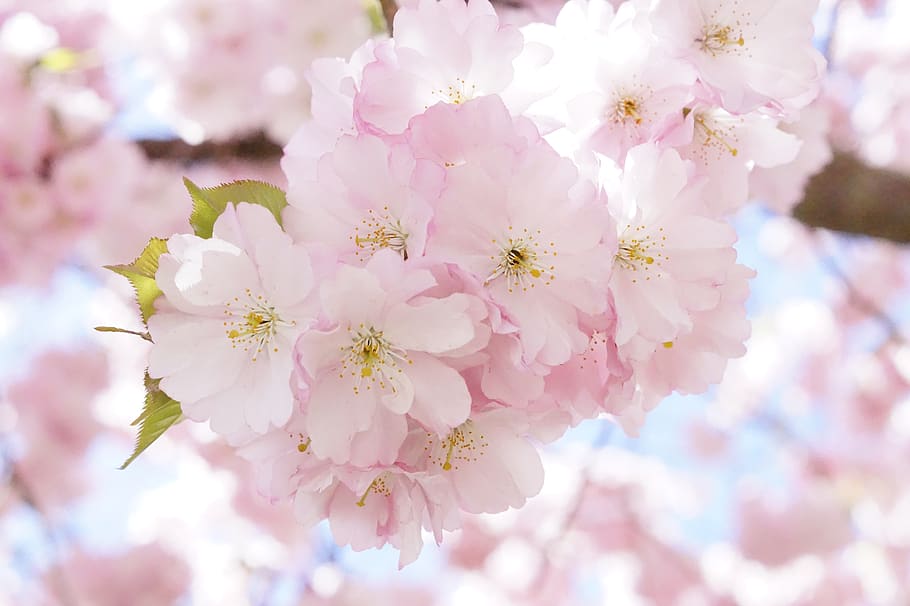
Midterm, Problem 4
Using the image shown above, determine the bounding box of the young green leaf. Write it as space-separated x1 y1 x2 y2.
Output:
104 237 168 326
120 375 183 469
184 178 288 239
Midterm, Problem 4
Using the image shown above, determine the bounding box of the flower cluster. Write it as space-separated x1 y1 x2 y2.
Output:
118 0 824 565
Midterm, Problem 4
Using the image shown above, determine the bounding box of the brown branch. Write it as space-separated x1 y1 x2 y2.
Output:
793 153 910 244
379 0 398 36
136 131 282 164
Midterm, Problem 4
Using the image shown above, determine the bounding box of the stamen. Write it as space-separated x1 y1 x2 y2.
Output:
485 227 556 294
615 225 668 284
432 77 476 105
427 423 488 472
578 331 607 371
355 483 372 507
695 3 752 58
340 325 410 395
614 97 644 125
350 206 409 261
694 115 739 157
355 474 392 507
223 288 294 361
442 437 457 471
696 23 745 56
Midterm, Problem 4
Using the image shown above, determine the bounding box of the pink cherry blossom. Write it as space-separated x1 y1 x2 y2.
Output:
632 262 754 399
6 347 108 456
663 103 802 215
737 483 853 566
423 99 614 366
749 100 833 214
354 0 525 135
608 144 738 355
148 202 317 439
405 94 540 169
50 137 145 223
281 40 380 182
295 467 456 568
0 61 52 177
536 311 631 426
650 0 825 112
47 543 190 606
293 251 486 465
284 133 444 265
564 5 697 161
400 406 545 514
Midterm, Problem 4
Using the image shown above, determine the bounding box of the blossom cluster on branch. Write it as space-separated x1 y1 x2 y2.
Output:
108 0 826 564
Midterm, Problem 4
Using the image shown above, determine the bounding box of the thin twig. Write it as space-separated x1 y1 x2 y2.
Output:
527 423 612 593
822 255 907 346
7 466 80 606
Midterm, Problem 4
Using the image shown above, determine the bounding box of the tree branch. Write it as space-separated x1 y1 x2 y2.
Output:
793 153 910 244
136 131 282 164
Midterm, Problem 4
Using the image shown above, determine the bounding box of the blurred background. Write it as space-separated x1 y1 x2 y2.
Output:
0 0 909 604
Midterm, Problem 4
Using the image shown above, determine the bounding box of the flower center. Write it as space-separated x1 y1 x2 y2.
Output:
223 288 292 361
356 473 393 507
340 324 409 394
485 227 557 294
612 96 644 125
351 206 409 261
615 225 667 283
427 421 488 472
696 23 746 56
432 77 476 105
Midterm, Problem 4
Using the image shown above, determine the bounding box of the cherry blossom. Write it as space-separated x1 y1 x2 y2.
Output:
283 133 444 265
354 0 525 135
563 5 698 161
650 0 825 112
607 144 739 355
400 406 545 515
293 251 486 465
424 99 614 366
148 202 317 438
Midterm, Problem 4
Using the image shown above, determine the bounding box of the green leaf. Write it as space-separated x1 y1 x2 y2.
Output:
104 237 168 326
120 375 182 469
184 178 288 239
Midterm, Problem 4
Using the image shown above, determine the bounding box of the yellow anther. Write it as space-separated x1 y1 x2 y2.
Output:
694 115 739 157
442 438 457 471
486 232 555 293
